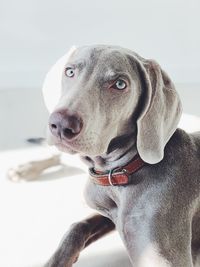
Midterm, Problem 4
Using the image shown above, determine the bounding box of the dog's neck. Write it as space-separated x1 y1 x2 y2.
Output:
80 133 137 172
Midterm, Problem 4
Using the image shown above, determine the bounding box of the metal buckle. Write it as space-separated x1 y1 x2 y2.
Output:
108 169 115 186
108 168 128 186
90 167 129 186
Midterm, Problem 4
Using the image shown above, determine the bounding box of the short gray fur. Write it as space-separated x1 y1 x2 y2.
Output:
44 45 200 267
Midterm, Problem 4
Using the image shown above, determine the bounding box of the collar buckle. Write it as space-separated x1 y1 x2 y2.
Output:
108 168 129 186
89 154 145 186
108 169 114 186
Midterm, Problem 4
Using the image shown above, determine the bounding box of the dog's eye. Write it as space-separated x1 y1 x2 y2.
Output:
65 67 75 77
112 79 127 90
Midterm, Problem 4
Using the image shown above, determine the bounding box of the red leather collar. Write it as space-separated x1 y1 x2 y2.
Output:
89 154 145 186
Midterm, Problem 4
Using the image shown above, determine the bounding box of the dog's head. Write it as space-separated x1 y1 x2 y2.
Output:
43 45 182 164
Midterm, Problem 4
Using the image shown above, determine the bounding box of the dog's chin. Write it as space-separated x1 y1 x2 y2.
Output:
55 143 77 154
47 133 110 157
55 142 108 158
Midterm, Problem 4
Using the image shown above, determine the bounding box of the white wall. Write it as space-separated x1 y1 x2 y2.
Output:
0 0 200 89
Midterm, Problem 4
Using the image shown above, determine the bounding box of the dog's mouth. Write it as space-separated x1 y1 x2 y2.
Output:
55 142 78 154
48 128 112 157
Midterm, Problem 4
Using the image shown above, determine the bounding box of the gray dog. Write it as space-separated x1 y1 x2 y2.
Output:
43 45 200 267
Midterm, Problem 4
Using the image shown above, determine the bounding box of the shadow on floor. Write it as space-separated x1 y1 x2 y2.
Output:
74 249 132 267
30 248 131 267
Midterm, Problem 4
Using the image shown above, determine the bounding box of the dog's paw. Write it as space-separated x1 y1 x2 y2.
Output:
44 252 80 267
7 162 42 182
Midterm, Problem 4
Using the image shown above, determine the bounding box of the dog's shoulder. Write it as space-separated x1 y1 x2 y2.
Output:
166 128 200 159
146 128 200 176
146 128 200 194
190 130 200 153
157 128 200 184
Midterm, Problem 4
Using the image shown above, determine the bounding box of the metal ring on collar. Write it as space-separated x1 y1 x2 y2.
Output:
108 169 115 186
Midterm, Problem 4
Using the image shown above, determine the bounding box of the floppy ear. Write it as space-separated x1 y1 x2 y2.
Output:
42 46 77 113
135 58 182 164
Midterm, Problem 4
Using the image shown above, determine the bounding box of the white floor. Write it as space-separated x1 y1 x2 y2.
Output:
0 84 200 267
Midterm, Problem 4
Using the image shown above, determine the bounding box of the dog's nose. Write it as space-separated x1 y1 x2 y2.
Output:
49 109 83 140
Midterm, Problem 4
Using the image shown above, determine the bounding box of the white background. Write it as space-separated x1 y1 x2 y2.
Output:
0 1 200 267
0 0 200 89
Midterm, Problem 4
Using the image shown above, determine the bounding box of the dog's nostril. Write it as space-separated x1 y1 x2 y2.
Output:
63 128 75 139
49 110 83 140
51 124 57 129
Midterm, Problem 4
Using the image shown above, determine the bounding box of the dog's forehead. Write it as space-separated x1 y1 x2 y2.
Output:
69 45 131 72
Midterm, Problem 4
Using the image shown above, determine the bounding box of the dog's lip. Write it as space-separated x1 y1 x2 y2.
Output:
55 141 74 148
55 141 78 152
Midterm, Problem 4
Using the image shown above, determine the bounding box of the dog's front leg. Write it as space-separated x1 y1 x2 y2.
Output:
45 214 115 267
8 154 61 181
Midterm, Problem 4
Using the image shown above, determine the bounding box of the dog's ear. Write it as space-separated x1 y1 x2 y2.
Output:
135 58 182 164
42 46 77 113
